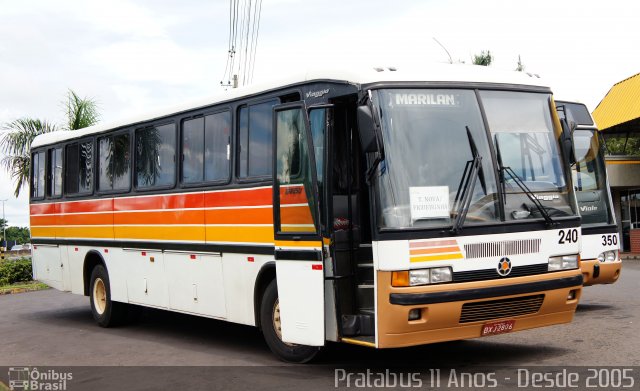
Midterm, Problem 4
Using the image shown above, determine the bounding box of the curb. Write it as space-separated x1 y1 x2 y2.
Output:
0 286 50 295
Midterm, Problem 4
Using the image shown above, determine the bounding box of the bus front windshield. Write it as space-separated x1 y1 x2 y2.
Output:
572 129 614 225
372 89 576 231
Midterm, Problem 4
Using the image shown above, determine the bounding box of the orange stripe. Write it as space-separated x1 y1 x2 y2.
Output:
281 205 314 225
31 213 113 226
205 208 273 224
409 239 457 249
115 210 203 225
409 246 461 255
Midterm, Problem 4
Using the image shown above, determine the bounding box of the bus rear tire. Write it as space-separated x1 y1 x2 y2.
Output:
89 264 127 327
260 279 320 363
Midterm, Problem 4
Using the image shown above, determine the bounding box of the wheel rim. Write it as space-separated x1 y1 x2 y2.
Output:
272 298 295 347
93 277 107 315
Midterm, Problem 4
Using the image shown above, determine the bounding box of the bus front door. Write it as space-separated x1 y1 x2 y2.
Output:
272 103 325 346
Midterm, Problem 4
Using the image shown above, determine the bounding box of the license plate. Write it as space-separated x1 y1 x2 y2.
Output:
481 320 515 336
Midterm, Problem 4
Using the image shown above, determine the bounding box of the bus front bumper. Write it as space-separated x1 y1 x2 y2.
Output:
376 269 582 349
581 259 622 286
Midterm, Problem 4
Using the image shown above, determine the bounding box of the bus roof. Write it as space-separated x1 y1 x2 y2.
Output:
32 63 550 149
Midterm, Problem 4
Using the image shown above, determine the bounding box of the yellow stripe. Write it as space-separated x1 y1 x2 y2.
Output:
410 253 464 263
116 226 206 241
341 337 376 347
31 226 113 239
206 226 273 243
606 160 640 165
275 240 321 248
281 226 317 233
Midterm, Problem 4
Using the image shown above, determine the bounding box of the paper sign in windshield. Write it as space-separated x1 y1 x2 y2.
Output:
410 186 450 220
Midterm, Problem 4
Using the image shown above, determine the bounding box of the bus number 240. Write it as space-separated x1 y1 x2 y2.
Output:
558 229 579 244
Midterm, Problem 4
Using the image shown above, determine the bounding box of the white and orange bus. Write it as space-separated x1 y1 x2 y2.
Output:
30 65 584 362
556 100 621 286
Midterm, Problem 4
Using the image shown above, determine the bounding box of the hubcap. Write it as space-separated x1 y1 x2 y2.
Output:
272 298 295 346
93 278 107 315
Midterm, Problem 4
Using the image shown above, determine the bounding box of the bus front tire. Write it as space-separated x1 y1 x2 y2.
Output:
89 265 127 327
260 280 320 363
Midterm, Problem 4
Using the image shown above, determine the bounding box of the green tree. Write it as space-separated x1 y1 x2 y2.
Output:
6 226 31 244
1 119 58 196
472 50 493 66
515 55 525 72
0 90 100 196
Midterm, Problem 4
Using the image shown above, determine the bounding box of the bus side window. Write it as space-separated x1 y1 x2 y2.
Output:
65 140 94 195
182 111 231 185
47 147 62 198
238 99 278 179
135 124 176 189
31 151 45 199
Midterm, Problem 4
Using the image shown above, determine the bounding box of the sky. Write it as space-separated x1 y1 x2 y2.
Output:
1 0 639 227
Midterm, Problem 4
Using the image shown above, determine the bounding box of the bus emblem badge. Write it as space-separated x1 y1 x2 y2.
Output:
497 257 512 276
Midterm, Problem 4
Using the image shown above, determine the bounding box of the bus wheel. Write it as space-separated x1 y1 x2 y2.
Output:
260 279 320 363
89 265 126 327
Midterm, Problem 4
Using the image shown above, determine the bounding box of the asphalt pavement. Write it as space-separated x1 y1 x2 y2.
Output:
0 261 638 390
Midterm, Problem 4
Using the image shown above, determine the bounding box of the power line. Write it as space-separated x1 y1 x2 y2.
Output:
248 0 262 84
221 0 263 88
220 0 233 85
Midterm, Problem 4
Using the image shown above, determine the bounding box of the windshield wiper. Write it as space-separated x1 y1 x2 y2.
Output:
493 134 555 227
500 166 556 227
450 127 483 234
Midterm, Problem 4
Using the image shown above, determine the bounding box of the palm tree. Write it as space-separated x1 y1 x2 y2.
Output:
472 50 493 66
0 90 100 196
64 90 100 131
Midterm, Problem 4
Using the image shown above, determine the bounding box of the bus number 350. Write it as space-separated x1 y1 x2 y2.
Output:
601 234 618 246
558 229 579 244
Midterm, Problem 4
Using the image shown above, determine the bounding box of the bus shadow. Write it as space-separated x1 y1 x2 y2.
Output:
315 339 570 367
575 303 615 313
28 301 571 367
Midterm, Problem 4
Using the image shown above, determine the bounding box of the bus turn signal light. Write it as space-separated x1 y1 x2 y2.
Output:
392 271 409 287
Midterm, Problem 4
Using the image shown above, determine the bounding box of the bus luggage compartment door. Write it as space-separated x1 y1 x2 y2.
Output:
275 249 325 346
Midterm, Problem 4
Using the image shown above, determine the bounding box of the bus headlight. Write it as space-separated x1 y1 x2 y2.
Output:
429 267 453 284
409 269 430 286
548 254 579 271
392 267 453 287
597 250 617 262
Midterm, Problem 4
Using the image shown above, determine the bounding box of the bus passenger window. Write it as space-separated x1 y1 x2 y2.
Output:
98 133 130 191
47 147 62 197
65 141 93 195
238 100 278 178
135 124 176 189
182 111 231 184
182 117 205 183
31 151 45 199
205 112 231 182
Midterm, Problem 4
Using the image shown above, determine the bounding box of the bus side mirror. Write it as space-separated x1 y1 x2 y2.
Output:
560 117 577 165
357 105 379 153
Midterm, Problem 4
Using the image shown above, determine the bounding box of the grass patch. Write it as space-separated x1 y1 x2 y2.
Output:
0 280 49 295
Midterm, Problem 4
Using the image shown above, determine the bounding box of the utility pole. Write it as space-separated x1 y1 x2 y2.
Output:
1 199 7 250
